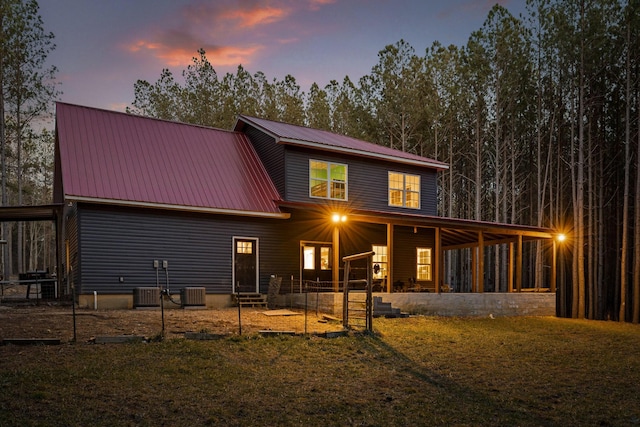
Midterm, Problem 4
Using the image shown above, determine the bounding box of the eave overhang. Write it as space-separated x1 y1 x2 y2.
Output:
277 137 449 170
277 201 555 248
67 196 290 219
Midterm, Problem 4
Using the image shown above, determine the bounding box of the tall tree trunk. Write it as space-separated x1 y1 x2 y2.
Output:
0 6 9 281
634 91 640 324
575 1 586 319
620 23 631 322
475 103 482 221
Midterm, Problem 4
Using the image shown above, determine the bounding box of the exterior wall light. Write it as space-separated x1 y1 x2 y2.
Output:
557 233 566 242
332 213 347 223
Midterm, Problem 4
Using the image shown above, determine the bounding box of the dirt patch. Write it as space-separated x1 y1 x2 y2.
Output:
0 304 345 343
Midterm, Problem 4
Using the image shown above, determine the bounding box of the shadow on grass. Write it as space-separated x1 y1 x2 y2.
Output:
358 333 558 426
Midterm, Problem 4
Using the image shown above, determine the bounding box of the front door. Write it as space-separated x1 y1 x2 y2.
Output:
233 237 258 293
301 242 333 284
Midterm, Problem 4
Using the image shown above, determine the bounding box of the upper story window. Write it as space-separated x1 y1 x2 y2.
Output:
388 172 420 209
310 160 347 200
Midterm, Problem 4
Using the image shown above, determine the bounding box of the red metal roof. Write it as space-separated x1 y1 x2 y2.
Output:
55 103 284 216
235 115 449 170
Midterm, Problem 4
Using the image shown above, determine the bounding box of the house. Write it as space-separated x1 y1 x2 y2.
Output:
54 102 557 312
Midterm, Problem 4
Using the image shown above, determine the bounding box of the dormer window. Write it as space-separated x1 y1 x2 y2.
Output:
310 160 347 200
389 172 420 209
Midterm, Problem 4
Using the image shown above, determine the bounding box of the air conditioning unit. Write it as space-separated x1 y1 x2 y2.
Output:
181 287 206 308
133 287 160 308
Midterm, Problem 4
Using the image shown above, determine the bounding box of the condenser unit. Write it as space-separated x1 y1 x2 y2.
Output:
181 287 206 308
133 287 160 308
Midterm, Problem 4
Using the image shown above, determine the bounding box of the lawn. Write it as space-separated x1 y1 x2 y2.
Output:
1 315 639 426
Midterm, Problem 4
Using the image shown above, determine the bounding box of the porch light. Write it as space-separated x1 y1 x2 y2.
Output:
332 213 347 223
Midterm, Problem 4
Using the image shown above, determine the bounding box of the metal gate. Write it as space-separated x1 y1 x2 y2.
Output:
342 251 374 332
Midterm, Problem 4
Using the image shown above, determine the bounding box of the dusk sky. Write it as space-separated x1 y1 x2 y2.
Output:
38 0 526 114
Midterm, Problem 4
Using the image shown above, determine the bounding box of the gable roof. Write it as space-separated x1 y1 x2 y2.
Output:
234 115 449 170
55 103 285 218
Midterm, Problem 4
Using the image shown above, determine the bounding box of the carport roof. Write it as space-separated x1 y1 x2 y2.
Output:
0 204 63 222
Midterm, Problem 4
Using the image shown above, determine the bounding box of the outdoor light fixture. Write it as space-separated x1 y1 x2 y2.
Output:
332 213 347 223
557 233 566 242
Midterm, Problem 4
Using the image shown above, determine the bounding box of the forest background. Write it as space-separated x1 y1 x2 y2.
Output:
1 0 639 322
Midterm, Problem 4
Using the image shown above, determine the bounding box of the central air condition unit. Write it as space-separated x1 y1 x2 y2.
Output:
133 287 160 308
181 287 206 308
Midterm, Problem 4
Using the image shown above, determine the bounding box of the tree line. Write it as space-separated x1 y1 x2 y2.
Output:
0 0 58 283
130 0 640 322
2 0 639 322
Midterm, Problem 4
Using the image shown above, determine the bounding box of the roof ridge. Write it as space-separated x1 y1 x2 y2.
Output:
56 102 239 134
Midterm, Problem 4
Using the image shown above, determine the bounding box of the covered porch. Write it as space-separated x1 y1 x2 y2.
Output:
280 202 560 297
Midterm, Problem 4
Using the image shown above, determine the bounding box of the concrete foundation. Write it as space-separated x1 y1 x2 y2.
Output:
77 293 234 310
276 292 556 317
77 291 556 317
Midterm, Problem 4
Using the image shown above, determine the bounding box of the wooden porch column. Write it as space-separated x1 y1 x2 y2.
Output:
386 223 393 293
508 241 514 292
478 232 484 293
551 239 557 293
435 227 441 294
332 225 340 291
516 234 523 292
471 245 477 293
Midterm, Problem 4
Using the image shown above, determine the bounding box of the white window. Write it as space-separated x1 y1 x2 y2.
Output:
303 246 315 270
416 248 432 281
236 240 253 254
372 245 388 280
310 160 347 200
320 247 331 270
388 172 420 209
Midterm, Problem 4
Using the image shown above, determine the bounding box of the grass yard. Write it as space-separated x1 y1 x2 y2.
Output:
1 315 639 426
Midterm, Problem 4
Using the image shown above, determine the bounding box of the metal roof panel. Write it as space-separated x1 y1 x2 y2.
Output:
236 115 449 170
55 103 282 215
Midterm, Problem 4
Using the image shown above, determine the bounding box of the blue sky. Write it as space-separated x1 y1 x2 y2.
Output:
38 0 526 112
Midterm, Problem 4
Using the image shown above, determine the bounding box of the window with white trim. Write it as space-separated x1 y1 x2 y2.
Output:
416 247 432 281
310 160 347 200
388 172 420 208
372 245 388 280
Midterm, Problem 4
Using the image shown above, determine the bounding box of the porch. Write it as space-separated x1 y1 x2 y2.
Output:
276 291 556 318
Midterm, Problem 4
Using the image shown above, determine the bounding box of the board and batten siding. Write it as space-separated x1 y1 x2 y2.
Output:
284 146 439 215
75 204 297 295
243 126 285 197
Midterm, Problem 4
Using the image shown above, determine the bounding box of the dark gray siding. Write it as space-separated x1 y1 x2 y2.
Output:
76 204 298 295
393 226 436 285
244 126 285 197
65 204 80 292
284 146 439 215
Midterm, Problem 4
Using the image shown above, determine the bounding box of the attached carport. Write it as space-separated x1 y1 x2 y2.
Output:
0 204 65 299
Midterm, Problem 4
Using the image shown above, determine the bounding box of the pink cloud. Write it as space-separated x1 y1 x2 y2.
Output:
308 0 337 11
126 39 261 67
123 0 334 69
219 6 289 28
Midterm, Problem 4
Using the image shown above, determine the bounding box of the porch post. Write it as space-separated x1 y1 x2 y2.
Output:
478 232 484 293
332 225 340 291
551 239 557 293
516 234 523 292
435 227 441 294
386 223 393 293
508 241 514 292
471 245 477 293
